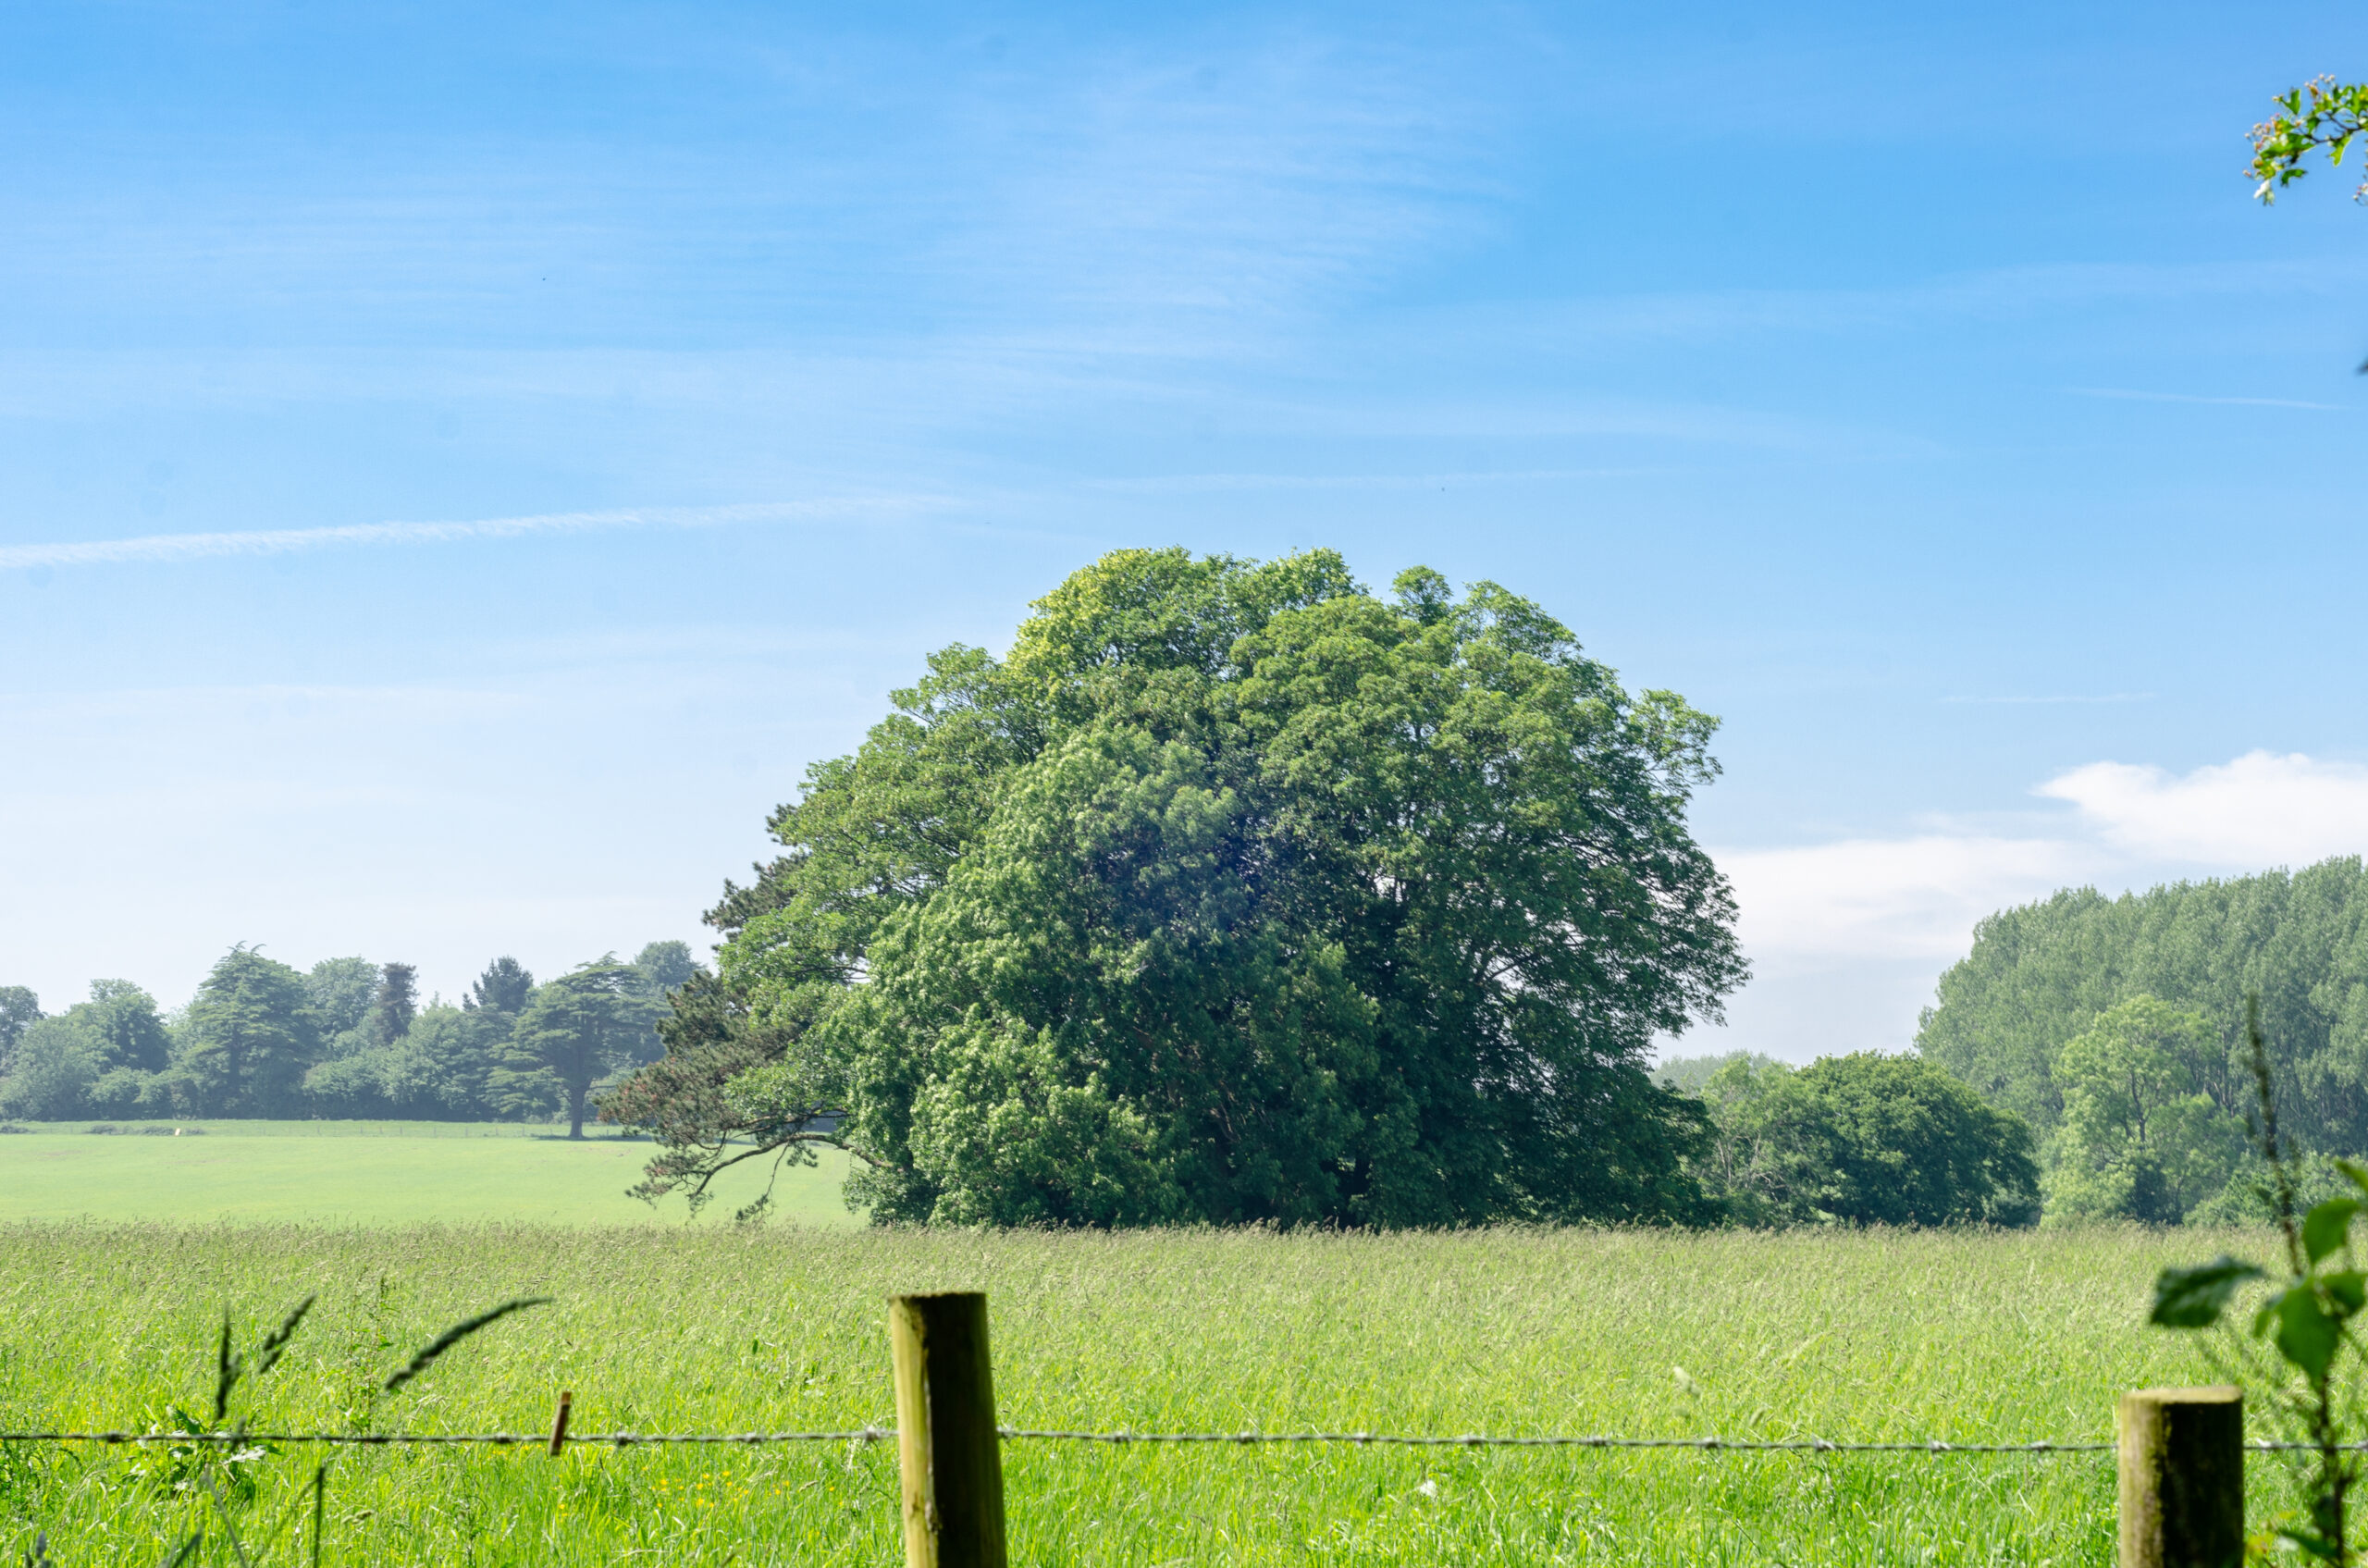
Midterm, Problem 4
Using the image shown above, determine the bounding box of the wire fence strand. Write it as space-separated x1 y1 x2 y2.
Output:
0 1425 2346 1453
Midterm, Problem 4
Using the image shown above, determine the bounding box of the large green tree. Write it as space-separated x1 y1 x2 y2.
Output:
615 548 1745 1225
179 946 322 1117
505 959 660 1138
305 957 379 1052
2044 996 2244 1225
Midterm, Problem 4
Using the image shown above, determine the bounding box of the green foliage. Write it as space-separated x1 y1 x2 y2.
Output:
0 982 179 1120
463 957 535 1017
0 987 41 1067
636 548 1745 1227
1916 859 2368 1161
0 1019 102 1121
301 1006 516 1120
179 946 323 1117
303 959 378 1051
506 960 662 1138
1688 1053 2039 1228
2251 77 2368 204
80 981 174 1074
1654 1049 1779 1097
2045 997 2247 1225
365 963 417 1050
629 942 697 997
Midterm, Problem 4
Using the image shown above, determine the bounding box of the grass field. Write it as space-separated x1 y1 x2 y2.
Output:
0 1222 2308 1566
0 1121 856 1226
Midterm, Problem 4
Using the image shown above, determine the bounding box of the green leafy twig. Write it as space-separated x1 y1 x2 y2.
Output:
2251 77 2368 204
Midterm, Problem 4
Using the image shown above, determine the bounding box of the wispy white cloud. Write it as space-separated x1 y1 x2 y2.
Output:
1942 692 2155 706
1083 466 1650 494
2067 387 2346 412
0 496 941 573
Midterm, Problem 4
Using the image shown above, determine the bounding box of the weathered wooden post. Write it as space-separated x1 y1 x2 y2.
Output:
2118 1385 2243 1568
889 1291 1008 1568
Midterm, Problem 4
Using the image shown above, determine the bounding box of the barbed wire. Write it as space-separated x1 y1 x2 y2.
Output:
998 1430 2113 1452
0 1430 892 1448
0 1426 2344 1453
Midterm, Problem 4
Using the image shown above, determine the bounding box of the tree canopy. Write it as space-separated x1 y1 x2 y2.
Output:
2043 996 2244 1224
1916 858 2368 1161
613 548 1745 1226
1687 1053 2039 1228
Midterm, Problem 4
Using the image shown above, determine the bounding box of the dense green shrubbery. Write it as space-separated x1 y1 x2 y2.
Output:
1671 1051 2039 1228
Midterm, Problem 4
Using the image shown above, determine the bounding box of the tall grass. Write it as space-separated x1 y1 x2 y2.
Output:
0 1223 2276 1564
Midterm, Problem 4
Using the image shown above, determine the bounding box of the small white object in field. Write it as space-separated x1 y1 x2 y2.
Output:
1415 1479 1438 1499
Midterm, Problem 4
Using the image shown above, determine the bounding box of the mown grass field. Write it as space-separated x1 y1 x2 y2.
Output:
0 1222 2305 1566
0 1121 855 1226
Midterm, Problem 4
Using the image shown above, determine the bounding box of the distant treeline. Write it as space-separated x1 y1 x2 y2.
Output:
1914 855 2368 1225
1651 857 2368 1228
0 941 698 1137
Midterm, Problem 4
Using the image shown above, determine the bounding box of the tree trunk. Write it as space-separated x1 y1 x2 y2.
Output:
568 1081 586 1140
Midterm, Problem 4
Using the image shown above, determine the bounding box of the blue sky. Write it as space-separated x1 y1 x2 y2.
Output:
4 0 2365 1058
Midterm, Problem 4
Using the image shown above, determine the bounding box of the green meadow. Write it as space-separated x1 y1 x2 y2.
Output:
0 1121 855 1227
0 1221 2309 1566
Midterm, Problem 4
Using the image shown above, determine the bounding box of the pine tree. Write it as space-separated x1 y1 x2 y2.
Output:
463 957 535 1016
369 962 419 1047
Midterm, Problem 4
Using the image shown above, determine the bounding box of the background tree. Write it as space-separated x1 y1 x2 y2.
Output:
368 962 418 1048
0 986 40 1072
1918 859 2368 1164
503 959 660 1138
2046 996 2246 1224
304 1002 512 1119
618 548 1745 1225
629 942 697 997
0 1016 99 1120
179 945 321 1117
463 957 535 1016
0 981 179 1119
305 957 378 1053
1657 1049 1780 1098
1686 1053 2039 1227
81 980 172 1075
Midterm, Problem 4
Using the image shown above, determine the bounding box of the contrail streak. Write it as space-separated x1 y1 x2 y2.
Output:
0 497 937 572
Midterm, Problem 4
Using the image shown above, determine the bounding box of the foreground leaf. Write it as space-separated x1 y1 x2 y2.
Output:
2273 1287 2342 1381
2303 1198 2361 1265
2152 1257 2265 1328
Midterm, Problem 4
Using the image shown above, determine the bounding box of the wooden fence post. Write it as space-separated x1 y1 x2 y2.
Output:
888 1291 1007 1568
2118 1385 2243 1568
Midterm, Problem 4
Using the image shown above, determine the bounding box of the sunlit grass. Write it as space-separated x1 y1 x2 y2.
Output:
0 1122 856 1225
0 1224 2288 1564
